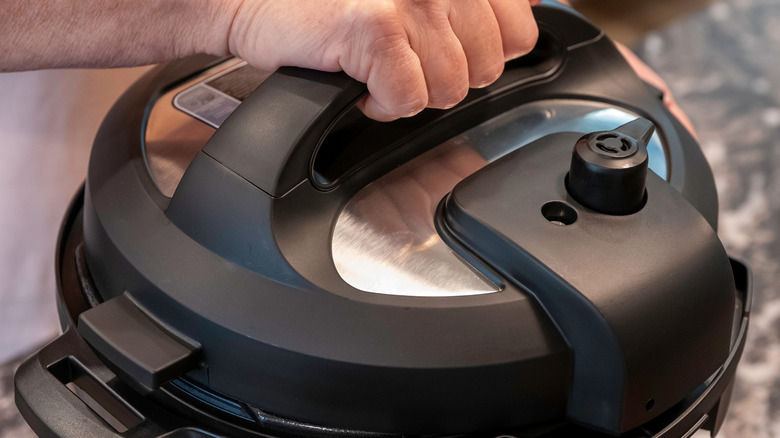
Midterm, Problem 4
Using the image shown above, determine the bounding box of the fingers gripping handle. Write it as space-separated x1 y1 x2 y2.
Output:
198 1 596 198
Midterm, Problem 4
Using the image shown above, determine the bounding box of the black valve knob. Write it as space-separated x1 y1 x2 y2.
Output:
566 118 655 215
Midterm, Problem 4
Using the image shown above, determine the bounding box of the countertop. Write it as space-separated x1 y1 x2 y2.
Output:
633 1 780 436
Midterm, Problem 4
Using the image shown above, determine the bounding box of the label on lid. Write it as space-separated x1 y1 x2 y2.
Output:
174 62 271 128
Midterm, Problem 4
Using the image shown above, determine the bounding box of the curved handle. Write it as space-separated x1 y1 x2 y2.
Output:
201 69 366 197
197 2 601 198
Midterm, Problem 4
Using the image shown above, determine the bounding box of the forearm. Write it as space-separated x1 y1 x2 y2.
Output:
0 0 239 72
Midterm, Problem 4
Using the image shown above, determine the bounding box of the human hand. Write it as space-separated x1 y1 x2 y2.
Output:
228 0 542 121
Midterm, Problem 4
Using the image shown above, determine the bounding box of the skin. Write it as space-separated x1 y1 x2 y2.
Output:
1 0 541 121
0 0 692 130
229 0 543 120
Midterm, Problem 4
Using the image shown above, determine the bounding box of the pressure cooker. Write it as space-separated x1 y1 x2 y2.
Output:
15 1 752 437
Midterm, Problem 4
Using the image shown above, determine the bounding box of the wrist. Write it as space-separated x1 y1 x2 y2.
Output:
224 0 275 65
176 0 246 58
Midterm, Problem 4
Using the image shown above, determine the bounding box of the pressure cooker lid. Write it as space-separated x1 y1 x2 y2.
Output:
144 62 669 198
147 67 669 298
68 3 740 435
331 99 668 297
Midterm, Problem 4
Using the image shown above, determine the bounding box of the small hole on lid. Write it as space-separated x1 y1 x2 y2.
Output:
542 201 577 226
646 398 655 411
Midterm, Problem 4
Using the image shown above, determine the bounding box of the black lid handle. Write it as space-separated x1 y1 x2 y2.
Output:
202 68 366 197
195 2 600 198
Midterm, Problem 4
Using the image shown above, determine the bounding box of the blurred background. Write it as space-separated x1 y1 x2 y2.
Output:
1 0 777 436
573 0 724 45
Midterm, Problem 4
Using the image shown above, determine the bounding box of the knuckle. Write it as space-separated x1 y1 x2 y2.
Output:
429 80 468 109
393 79 429 117
356 3 408 56
395 94 428 117
506 25 540 58
405 0 444 14
372 68 427 119
367 32 407 63
361 4 403 39
388 57 428 117
377 94 426 120
471 59 505 88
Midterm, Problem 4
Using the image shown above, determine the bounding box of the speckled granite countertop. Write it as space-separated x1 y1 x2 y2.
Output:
1 0 777 436
634 1 780 436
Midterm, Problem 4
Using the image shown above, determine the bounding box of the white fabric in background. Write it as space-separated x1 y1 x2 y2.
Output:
0 67 150 363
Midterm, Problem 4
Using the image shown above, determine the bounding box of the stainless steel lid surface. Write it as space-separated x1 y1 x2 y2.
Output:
332 99 667 297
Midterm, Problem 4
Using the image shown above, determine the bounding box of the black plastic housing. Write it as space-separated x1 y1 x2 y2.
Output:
13 1 750 437
439 131 734 432
13 187 752 437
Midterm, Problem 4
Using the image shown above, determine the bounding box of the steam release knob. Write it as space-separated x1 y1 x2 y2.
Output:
566 118 654 215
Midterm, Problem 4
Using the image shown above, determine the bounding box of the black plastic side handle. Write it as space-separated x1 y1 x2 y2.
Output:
15 328 222 438
15 329 145 438
78 292 202 389
199 1 600 198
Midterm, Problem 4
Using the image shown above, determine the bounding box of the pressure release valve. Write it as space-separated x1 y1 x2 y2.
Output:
566 118 655 215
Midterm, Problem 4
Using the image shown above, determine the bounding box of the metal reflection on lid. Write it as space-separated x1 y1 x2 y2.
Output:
332 99 667 297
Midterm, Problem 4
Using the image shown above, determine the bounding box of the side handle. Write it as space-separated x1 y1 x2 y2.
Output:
15 329 149 437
